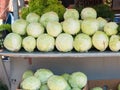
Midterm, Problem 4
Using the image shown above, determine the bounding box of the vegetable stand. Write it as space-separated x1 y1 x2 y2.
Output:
1 0 120 90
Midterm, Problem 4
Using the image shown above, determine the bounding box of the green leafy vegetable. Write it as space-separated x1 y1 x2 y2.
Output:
0 24 11 32
20 7 30 19
20 0 66 21
93 4 114 21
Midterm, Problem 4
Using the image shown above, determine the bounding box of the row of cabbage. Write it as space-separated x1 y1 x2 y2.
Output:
20 68 87 90
3 7 120 52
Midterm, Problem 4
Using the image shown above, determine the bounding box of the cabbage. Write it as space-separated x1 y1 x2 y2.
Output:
92 31 109 51
61 73 70 81
71 87 81 90
3 33 22 52
62 18 80 35
91 87 103 90
11 19 28 35
104 22 118 36
73 33 92 52
64 9 79 20
40 11 59 27
22 36 36 52
21 76 41 90
118 84 120 90
40 84 49 90
26 13 40 23
68 72 87 89
55 33 73 52
34 68 53 84
81 7 97 20
26 22 44 38
47 75 70 90
97 17 107 30
46 21 62 37
22 70 34 80
81 18 99 35
37 34 55 52
109 35 120 51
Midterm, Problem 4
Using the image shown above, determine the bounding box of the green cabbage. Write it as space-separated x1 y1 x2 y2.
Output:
109 35 120 51
55 33 73 52
81 18 99 35
22 36 36 52
37 34 55 52
11 19 28 35
74 33 92 52
3 33 22 52
62 18 80 35
26 22 44 38
68 72 87 89
22 70 34 80
34 68 53 84
46 21 62 37
104 22 118 36
92 31 109 51
47 75 70 90
26 13 40 23
21 76 41 90
40 11 59 27
81 7 97 20
64 9 79 20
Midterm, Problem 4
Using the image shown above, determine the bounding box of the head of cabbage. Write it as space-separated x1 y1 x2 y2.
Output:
81 18 99 35
26 13 40 23
92 31 109 51
11 19 28 35
26 22 44 38
64 9 79 20
68 72 87 89
20 76 41 90
62 18 80 35
47 75 70 90
22 36 36 52
109 35 120 52
37 34 55 52
46 21 62 37
34 68 54 84
22 70 34 80
40 11 59 27
73 33 92 52
3 33 22 52
97 17 107 30
81 7 97 20
55 33 73 52
104 22 118 36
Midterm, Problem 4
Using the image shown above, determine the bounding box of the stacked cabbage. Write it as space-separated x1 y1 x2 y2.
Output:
3 7 120 52
20 68 87 90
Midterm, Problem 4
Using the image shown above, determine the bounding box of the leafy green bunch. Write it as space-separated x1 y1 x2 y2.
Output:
20 0 66 21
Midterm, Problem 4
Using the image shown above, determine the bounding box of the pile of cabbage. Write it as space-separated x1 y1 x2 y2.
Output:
3 7 120 52
20 68 87 90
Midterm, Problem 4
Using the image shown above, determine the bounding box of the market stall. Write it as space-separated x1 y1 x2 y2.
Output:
1 0 120 90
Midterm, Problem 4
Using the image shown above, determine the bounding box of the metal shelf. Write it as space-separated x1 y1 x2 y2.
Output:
0 49 120 58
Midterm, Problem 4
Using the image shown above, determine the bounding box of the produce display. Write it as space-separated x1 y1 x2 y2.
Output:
2 6 120 53
20 68 87 90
